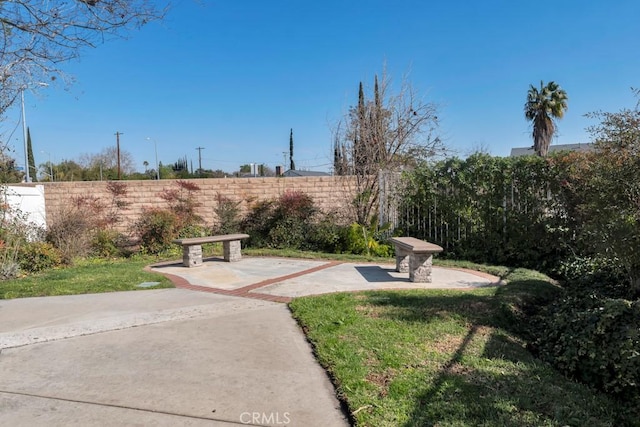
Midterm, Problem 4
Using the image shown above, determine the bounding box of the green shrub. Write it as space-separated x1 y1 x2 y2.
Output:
241 191 320 250
18 241 63 273
342 220 393 257
553 255 632 299
343 223 367 254
177 224 208 239
212 193 242 234
531 294 640 400
133 208 179 254
307 214 348 253
90 229 132 258
241 200 274 248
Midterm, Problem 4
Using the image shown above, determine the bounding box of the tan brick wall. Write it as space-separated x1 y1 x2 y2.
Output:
34 176 357 232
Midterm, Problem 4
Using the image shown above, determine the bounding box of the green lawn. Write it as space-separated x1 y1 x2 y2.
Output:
0 256 174 299
289 266 638 427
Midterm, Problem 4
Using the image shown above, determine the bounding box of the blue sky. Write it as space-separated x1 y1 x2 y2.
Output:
4 0 640 174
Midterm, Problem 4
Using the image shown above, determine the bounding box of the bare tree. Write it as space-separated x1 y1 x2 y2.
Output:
333 71 443 225
79 146 135 175
0 0 167 116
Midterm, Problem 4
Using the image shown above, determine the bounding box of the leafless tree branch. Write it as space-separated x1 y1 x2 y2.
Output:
0 0 168 116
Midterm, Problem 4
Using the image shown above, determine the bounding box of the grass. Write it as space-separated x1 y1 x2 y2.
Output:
289 264 639 427
0 256 174 299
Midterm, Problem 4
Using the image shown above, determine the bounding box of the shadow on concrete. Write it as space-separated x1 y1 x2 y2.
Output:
355 266 409 283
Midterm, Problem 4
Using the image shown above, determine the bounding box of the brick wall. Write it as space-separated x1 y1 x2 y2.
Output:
34 176 357 232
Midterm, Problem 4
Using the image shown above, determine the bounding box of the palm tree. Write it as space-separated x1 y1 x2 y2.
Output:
524 81 568 156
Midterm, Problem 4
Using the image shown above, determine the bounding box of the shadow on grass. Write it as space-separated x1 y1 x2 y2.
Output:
400 329 628 427
362 284 628 426
365 290 499 327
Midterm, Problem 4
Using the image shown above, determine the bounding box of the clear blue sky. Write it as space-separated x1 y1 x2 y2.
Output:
4 0 640 174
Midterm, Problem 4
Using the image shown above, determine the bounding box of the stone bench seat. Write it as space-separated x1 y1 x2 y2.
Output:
389 237 443 283
173 234 249 267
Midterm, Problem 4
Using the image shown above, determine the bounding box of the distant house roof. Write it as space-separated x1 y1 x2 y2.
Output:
510 143 594 157
282 170 331 177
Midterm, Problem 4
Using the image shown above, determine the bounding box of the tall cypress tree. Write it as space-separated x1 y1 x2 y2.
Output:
289 128 295 170
26 127 37 182
354 81 366 175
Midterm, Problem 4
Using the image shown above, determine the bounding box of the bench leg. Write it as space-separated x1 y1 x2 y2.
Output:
223 240 242 262
395 247 410 273
409 253 434 283
183 245 203 267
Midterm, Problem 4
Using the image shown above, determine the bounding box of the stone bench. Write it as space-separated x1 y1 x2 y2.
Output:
172 234 249 267
389 237 443 283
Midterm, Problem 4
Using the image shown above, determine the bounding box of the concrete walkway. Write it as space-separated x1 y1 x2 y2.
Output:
0 257 499 426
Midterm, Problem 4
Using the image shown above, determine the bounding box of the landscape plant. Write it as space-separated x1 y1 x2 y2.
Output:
45 196 97 263
0 195 32 278
159 180 204 231
397 153 569 270
18 241 62 273
132 208 179 255
333 70 443 226
46 181 131 262
241 191 319 250
524 81 569 156
212 193 242 235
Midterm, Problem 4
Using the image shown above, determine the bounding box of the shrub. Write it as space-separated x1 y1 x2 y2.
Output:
342 219 393 257
91 229 128 258
159 180 203 229
531 295 640 400
212 193 242 234
241 200 274 248
553 255 632 299
0 214 25 280
268 191 318 249
343 223 367 254
46 202 93 264
18 241 62 273
241 192 322 250
0 261 20 280
268 217 308 249
307 213 348 253
177 224 208 239
133 208 179 254
275 191 316 219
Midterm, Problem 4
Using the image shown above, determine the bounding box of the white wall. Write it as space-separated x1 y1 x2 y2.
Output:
1 185 46 230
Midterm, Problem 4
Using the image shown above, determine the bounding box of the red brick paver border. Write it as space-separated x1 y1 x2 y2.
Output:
148 261 344 304
147 260 503 303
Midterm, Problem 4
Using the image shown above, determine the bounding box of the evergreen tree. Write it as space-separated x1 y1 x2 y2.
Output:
354 81 366 175
26 127 37 181
289 128 295 170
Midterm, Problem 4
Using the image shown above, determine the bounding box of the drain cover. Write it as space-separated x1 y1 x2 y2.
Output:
137 281 161 288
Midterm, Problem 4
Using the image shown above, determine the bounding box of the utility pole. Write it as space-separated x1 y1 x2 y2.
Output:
21 89 30 182
115 131 123 179
196 147 205 176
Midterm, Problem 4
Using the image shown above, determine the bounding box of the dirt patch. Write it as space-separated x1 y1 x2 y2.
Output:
355 304 382 318
430 334 466 354
365 368 396 398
